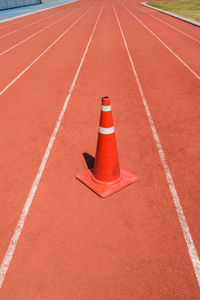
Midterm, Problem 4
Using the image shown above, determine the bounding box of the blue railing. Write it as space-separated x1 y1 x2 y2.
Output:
0 0 41 10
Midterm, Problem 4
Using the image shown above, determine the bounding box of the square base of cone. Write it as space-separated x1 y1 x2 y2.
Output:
76 169 138 198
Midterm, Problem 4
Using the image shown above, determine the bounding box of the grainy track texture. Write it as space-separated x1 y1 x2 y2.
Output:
0 0 199 298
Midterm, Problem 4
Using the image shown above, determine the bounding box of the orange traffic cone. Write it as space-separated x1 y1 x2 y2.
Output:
76 97 138 198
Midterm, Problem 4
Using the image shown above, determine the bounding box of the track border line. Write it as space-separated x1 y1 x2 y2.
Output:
141 2 200 28
123 4 200 80
113 3 200 288
0 4 104 288
0 5 92 96
0 6 79 56
0 7 64 39
135 6 200 44
0 0 78 24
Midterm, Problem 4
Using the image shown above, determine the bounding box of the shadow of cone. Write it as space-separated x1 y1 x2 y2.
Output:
76 97 138 198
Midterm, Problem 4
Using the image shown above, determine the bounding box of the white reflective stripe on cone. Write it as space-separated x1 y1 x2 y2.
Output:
99 126 115 134
101 105 111 112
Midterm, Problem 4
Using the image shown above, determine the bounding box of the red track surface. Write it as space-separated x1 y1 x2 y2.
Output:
0 0 200 298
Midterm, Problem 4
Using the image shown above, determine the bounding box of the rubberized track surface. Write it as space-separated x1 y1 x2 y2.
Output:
0 0 76 22
0 0 200 298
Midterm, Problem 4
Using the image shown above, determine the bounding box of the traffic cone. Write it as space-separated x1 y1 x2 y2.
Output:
76 97 138 198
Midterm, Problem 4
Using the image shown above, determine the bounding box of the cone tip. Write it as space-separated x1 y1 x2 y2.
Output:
101 96 110 106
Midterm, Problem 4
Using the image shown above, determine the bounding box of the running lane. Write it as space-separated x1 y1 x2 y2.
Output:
115 0 200 287
0 0 79 35
0 0 101 284
0 3 79 46
0 0 77 22
0 0 199 299
122 0 200 78
136 5 200 42
132 0 200 41
0 2 92 91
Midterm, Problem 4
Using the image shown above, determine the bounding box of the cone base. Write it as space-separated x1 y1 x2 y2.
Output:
76 169 138 198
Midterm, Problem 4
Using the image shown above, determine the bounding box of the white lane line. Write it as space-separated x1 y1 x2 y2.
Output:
0 17 37 31
136 6 200 44
0 6 80 56
0 7 64 39
113 4 200 287
141 2 200 27
0 0 78 24
0 6 92 96
0 24 14 31
0 5 103 288
123 5 200 80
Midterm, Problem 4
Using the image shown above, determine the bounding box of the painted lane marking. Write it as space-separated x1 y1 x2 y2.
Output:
136 6 200 44
0 16 41 31
113 4 200 288
0 23 17 31
0 7 80 56
0 5 103 288
0 7 65 39
99 126 115 134
123 5 200 81
0 6 92 96
0 0 78 24
141 2 200 27
101 105 111 111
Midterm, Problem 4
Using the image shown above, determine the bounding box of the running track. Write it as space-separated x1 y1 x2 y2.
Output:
0 0 200 298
